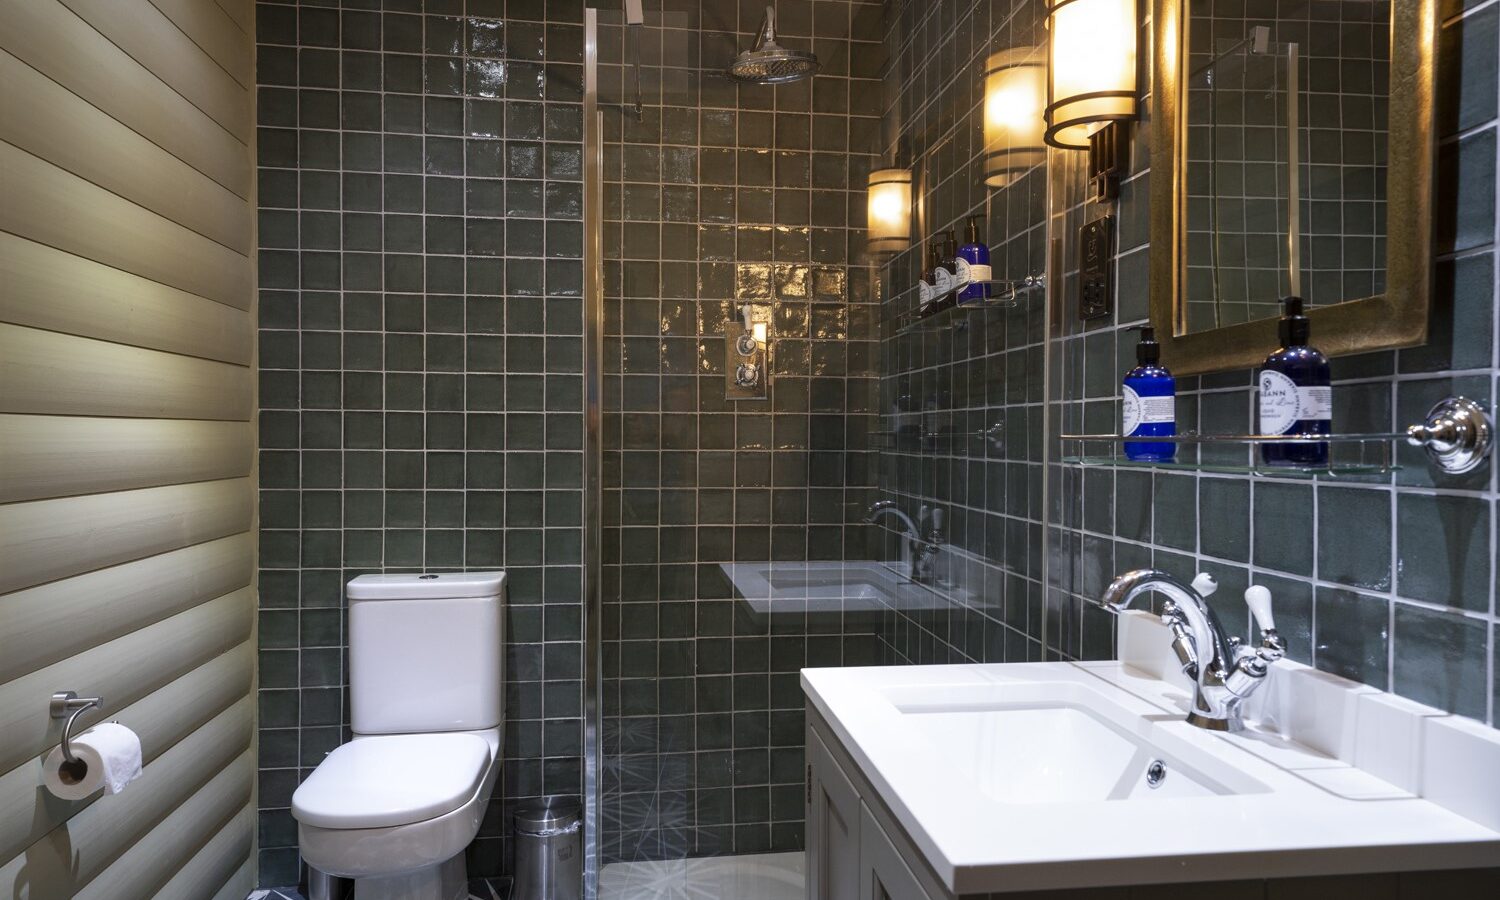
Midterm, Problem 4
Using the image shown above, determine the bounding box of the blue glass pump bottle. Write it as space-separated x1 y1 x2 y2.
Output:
1122 325 1176 462
956 216 992 304
1258 297 1330 467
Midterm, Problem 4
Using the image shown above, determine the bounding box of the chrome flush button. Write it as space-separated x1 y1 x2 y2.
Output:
1146 760 1167 789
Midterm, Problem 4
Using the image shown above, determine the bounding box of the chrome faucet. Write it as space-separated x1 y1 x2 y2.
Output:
1102 569 1285 732
864 501 940 583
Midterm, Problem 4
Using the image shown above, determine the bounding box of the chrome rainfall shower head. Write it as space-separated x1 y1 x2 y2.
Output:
728 5 819 85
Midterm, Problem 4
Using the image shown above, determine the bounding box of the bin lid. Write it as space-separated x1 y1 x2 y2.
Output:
515 798 582 832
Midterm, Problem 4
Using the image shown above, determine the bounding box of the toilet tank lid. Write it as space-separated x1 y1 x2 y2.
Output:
348 571 506 600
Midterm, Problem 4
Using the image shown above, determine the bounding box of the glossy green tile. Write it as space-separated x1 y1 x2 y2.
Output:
1317 487 1391 591
1438 3 1499 136
1114 469 1153 543
1392 604 1488 718
1252 481 1314 576
1398 493 1491 612
1435 128 1496 255
1152 473 1197 552
1314 587 1389 687
1199 477 1250 562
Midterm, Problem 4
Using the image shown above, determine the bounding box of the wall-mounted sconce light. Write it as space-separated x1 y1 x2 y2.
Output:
983 48 1046 188
1044 0 1138 151
866 167 912 254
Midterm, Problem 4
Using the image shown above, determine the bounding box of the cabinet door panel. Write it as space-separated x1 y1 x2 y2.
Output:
807 727 861 900
859 802 932 900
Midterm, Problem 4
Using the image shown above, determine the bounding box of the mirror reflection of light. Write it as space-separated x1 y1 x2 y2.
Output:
869 189 904 224
987 82 1037 131
865 168 912 253
984 50 1046 187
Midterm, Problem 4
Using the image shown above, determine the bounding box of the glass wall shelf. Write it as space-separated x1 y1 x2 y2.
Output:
1058 431 1399 478
891 275 1044 336
1058 396 1494 478
871 424 1005 451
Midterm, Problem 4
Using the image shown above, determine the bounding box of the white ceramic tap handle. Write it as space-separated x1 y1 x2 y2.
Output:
740 304 755 331
1245 585 1275 633
1190 572 1218 598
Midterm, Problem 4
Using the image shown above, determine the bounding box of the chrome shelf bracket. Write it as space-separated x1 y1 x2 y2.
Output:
1407 396 1493 475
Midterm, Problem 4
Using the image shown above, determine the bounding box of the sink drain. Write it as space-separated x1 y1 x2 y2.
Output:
1145 759 1167 789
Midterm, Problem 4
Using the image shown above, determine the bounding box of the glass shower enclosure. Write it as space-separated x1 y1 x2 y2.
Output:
582 2 887 889
579 1 1053 895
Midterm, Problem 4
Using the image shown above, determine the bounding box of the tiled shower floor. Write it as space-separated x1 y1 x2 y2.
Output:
599 851 804 900
250 878 510 900
252 851 802 900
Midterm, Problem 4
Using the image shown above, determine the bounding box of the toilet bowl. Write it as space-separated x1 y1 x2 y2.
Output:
295 729 500 899
291 572 506 900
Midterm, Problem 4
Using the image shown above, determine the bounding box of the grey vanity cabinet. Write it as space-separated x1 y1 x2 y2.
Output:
806 726 862 900
859 804 931 900
806 717 937 900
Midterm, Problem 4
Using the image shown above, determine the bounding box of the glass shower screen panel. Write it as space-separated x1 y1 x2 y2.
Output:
592 0 884 872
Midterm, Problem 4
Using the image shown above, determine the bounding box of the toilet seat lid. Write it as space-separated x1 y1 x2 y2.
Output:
292 733 491 829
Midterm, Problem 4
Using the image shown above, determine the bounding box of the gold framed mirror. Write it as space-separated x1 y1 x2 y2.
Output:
1149 0 1437 375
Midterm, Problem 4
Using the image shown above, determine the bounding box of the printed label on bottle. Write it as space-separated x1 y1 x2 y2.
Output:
967 263 992 283
1300 385 1332 419
1259 370 1331 434
934 266 954 293
1123 385 1175 435
918 281 933 305
953 257 972 286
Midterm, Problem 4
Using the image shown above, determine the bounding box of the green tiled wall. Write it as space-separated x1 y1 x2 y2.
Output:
1048 0 1500 727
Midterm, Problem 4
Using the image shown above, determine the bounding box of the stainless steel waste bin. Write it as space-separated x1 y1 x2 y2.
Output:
305 866 352 900
513 798 582 900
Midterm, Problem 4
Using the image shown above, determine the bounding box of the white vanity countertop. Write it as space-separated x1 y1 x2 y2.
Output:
801 659 1500 894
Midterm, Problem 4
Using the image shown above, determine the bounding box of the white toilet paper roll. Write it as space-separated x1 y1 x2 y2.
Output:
42 723 143 800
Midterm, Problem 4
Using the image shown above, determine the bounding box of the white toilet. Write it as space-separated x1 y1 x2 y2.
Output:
291 571 506 900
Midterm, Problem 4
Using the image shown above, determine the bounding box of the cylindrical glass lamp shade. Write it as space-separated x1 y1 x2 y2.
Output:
983 49 1047 188
866 168 912 254
1045 0 1138 149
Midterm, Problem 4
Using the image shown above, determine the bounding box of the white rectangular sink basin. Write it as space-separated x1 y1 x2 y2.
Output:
802 660 1500 895
720 561 951 619
880 681 1266 804
764 566 895 601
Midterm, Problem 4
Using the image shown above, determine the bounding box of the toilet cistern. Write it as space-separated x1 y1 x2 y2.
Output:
1102 569 1285 732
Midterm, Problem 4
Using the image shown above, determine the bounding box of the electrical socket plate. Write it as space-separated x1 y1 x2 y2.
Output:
1078 214 1113 320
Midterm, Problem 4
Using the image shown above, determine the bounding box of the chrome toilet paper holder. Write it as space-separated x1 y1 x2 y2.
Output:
50 690 104 765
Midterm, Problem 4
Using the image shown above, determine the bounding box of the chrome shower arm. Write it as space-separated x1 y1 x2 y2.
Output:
755 5 775 45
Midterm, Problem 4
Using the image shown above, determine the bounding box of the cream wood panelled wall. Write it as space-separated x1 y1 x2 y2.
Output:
0 0 258 897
